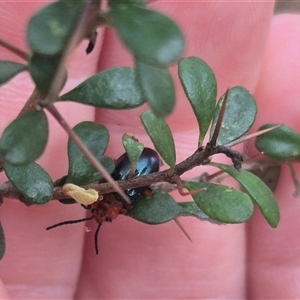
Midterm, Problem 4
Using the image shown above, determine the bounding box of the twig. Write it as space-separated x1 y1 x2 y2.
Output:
210 88 229 146
0 145 237 201
55 145 242 198
0 38 29 61
0 147 286 203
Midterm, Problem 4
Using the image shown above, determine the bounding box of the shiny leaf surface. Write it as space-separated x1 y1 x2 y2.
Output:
29 53 67 94
141 110 176 170
27 0 85 55
122 134 144 177
4 161 53 204
0 111 48 165
128 190 181 224
185 182 254 223
67 121 113 185
177 202 223 224
178 57 217 145
60 67 146 109
255 124 300 160
136 60 175 117
212 163 280 228
110 1 184 67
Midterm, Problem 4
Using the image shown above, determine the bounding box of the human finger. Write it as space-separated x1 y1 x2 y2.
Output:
248 14 300 299
0 2 103 298
76 2 275 299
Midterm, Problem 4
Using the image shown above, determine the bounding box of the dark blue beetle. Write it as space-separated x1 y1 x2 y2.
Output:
47 148 160 254
112 148 159 202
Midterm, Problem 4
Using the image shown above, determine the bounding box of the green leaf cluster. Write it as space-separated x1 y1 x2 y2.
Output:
0 111 53 206
58 1 184 117
27 1 85 94
126 55 280 228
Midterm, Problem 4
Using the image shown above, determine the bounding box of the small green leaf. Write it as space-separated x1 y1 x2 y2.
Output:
255 124 300 160
212 163 280 228
27 0 85 55
0 110 48 165
122 134 144 177
0 221 5 260
141 110 176 170
67 121 114 185
184 182 254 223
110 2 184 67
28 53 67 95
128 190 181 224
210 87 257 145
0 61 27 85
68 122 109 161
68 155 114 186
177 202 223 224
4 161 53 204
60 67 146 109
178 57 217 145
136 60 175 117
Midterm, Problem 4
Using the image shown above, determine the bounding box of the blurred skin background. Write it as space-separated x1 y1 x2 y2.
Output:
0 1 300 299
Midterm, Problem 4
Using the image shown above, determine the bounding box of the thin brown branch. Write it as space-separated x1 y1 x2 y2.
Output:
0 145 227 200
210 88 229 146
0 38 29 61
54 145 242 198
0 146 285 204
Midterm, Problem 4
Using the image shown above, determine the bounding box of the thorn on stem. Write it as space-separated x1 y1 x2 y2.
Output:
174 218 192 242
172 174 205 196
210 88 230 146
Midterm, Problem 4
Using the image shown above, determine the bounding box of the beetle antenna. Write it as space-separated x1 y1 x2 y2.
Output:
94 222 102 255
46 215 94 230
